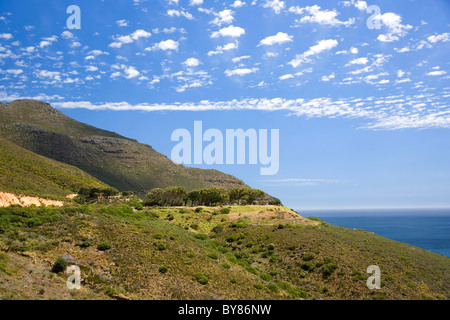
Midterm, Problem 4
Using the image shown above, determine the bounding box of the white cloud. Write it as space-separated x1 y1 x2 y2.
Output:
210 9 234 26
374 12 412 42
167 9 194 20
321 73 335 82
211 25 245 38
232 55 250 63
427 33 450 43
225 68 258 76
231 1 246 8
279 74 294 80
0 33 13 40
124 66 140 79
146 39 179 51
183 57 201 67
342 0 368 11
208 42 238 55
190 0 203 5
259 32 293 46
116 20 129 27
109 29 151 48
263 0 285 14
85 66 99 72
427 70 447 76
61 31 74 39
49 93 450 130
347 57 369 65
289 5 354 27
289 39 338 67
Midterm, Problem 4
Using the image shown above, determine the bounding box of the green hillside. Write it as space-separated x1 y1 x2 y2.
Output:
0 204 448 300
0 100 247 194
0 136 110 199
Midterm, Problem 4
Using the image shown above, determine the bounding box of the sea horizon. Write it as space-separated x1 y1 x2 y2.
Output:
299 207 450 257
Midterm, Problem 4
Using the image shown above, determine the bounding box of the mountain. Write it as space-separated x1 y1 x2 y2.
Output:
0 100 247 194
0 136 109 199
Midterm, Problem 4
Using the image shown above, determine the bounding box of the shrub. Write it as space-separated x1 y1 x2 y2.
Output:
195 273 209 285
302 253 314 261
159 266 168 274
230 278 237 284
51 257 68 273
260 274 272 281
195 207 203 213
207 252 218 260
267 244 275 251
77 239 92 248
212 225 223 233
194 233 208 241
222 263 231 269
323 263 338 276
220 207 231 215
300 262 314 271
153 234 164 240
155 243 166 251
246 266 258 275
179 209 189 214
254 284 263 290
97 242 112 251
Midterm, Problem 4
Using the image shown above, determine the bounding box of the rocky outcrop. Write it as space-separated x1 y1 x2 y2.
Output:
0 192 64 207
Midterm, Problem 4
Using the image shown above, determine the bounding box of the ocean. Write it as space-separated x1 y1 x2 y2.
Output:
300 208 450 257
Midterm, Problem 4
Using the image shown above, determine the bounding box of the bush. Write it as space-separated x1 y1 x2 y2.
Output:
195 207 203 213
207 252 218 260
51 257 68 273
220 207 231 214
97 242 112 251
155 243 166 251
323 263 338 276
77 239 92 248
195 273 209 285
300 262 314 271
302 253 314 261
194 234 208 241
159 266 168 274
222 263 231 269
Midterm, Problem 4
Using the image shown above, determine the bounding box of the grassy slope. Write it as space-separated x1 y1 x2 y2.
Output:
0 136 110 199
0 100 248 193
0 204 448 300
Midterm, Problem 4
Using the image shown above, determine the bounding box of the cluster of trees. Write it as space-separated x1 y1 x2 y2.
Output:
145 187 281 207
77 187 119 201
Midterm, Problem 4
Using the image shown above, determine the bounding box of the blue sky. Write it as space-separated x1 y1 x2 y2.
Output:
0 0 449 209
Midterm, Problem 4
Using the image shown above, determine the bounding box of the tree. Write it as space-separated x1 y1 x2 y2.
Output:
146 188 164 206
188 189 202 206
162 186 187 206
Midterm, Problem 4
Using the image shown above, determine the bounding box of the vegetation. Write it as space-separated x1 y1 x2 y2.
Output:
146 186 280 207
0 204 448 300
0 136 109 199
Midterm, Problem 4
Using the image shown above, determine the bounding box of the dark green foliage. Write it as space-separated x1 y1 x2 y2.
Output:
146 186 274 207
195 273 209 285
159 266 168 274
194 233 208 241
322 263 338 276
302 253 314 261
97 242 112 251
51 257 68 273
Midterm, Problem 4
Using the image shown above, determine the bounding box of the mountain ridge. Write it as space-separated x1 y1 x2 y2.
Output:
0 99 248 194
